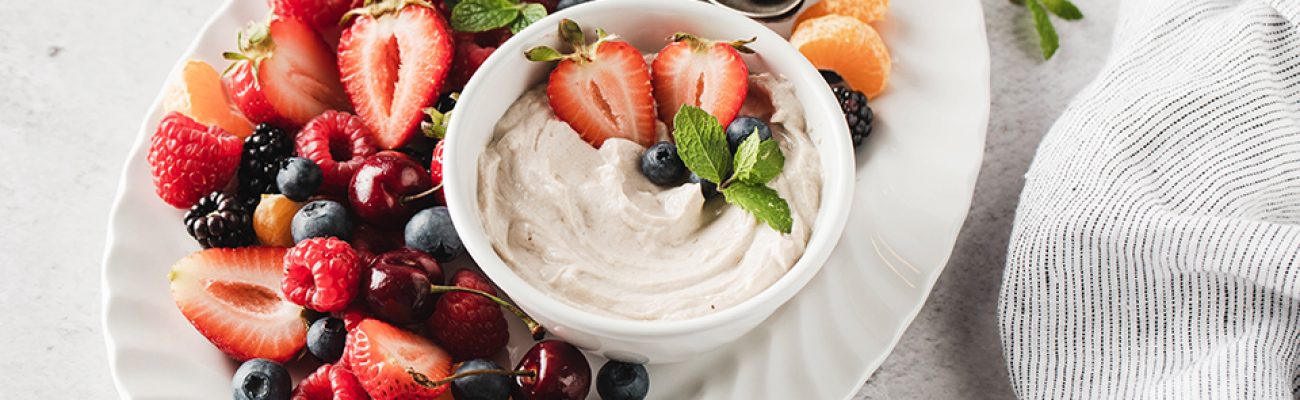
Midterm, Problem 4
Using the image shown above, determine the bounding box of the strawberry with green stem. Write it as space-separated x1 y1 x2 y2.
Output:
525 19 657 148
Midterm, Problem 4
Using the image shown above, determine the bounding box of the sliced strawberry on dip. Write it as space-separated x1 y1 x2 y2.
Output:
345 318 453 399
223 18 350 129
651 33 752 128
338 0 453 150
525 19 657 148
169 247 306 363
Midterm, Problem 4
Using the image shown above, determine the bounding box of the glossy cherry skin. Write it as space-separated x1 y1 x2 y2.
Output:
348 151 435 227
374 248 443 284
361 254 436 325
515 340 591 400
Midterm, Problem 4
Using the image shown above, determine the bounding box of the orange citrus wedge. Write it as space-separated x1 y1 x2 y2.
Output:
790 15 892 98
795 0 889 26
163 60 254 138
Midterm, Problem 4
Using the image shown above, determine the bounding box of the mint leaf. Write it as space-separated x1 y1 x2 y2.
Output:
1041 0 1083 20
1026 0 1059 60
451 0 520 33
732 131 784 185
509 3 547 34
672 105 732 183
721 182 792 234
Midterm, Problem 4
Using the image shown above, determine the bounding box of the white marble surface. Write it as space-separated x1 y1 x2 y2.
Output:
0 0 1117 398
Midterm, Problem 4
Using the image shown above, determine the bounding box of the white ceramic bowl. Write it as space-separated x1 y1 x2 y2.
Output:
443 0 855 363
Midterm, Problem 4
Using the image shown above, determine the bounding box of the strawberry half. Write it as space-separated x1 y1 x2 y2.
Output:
651 33 752 128
345 318 453 399
338 0 453 150
223 18 350 129
169 247 306 363
525 19 656 148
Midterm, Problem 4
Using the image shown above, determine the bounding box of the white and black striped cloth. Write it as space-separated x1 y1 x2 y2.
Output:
999 0 1300 398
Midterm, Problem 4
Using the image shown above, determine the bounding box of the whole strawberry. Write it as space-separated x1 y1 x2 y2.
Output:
283 237 363 312
148 112 243 208
428 270 508 360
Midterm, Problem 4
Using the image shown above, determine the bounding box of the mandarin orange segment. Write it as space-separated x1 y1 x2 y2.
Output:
791 15 892 98
796 0 889 26
163 60 254 138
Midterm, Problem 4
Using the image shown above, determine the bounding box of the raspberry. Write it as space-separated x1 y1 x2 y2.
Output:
428 270 509 360
283 237 363 312
337 304 369 332
296 111 378 194
291 363 368 400
147 112 243 208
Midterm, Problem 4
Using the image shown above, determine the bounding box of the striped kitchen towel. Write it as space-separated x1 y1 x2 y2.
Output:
998 0 1300 398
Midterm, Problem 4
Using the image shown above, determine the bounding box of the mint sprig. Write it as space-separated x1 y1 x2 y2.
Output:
733 131 784 185
451 0 549 34
673 105 792 234
1017 0 1082 60
720 183 792 234
673 106 732 183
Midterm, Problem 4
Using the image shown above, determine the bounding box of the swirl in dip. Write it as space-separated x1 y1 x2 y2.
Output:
477 73 822 320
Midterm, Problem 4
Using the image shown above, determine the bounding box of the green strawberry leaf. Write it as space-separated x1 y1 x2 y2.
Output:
509 3 547 34
672 105 732 183
732 130 784 185
451 0 520 33
1026 0 1059 60
420 107 450 139
1042 0 1083 20
721 182 792 234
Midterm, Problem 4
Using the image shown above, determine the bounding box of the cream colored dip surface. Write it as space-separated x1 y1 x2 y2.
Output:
477 73 822 320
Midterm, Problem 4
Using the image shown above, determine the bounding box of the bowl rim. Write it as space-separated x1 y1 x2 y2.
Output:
443 0 856 337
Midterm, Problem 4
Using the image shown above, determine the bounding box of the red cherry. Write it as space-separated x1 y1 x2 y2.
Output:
348 151 436 227
362 254 436 326
515 340 591 400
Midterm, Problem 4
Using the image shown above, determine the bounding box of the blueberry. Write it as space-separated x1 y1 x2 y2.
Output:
277 157 323 202
291 200 352 243
232 358 291 400
306 317 346 363
405 206 463 262
450 359 512 400
724 116 772 153
639 141 687 186
556 0 595 11
688 173 719 200
596 361 649 400
434 92 458 113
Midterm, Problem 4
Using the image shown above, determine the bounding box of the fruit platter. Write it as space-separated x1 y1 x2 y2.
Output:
102 0 990 399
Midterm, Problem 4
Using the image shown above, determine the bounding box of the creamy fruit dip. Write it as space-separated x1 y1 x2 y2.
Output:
477 73 822 320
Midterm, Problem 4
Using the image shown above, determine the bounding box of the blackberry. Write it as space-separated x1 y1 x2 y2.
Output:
238 124 295 207
185 192 255 248
833 86 874 147
819 69 848 89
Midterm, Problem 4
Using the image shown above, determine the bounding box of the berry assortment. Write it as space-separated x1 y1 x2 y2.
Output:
148 0 885 397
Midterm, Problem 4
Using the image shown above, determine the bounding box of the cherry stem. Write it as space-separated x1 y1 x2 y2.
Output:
429 285 546 340
409 368 536 388
400 183 442 205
